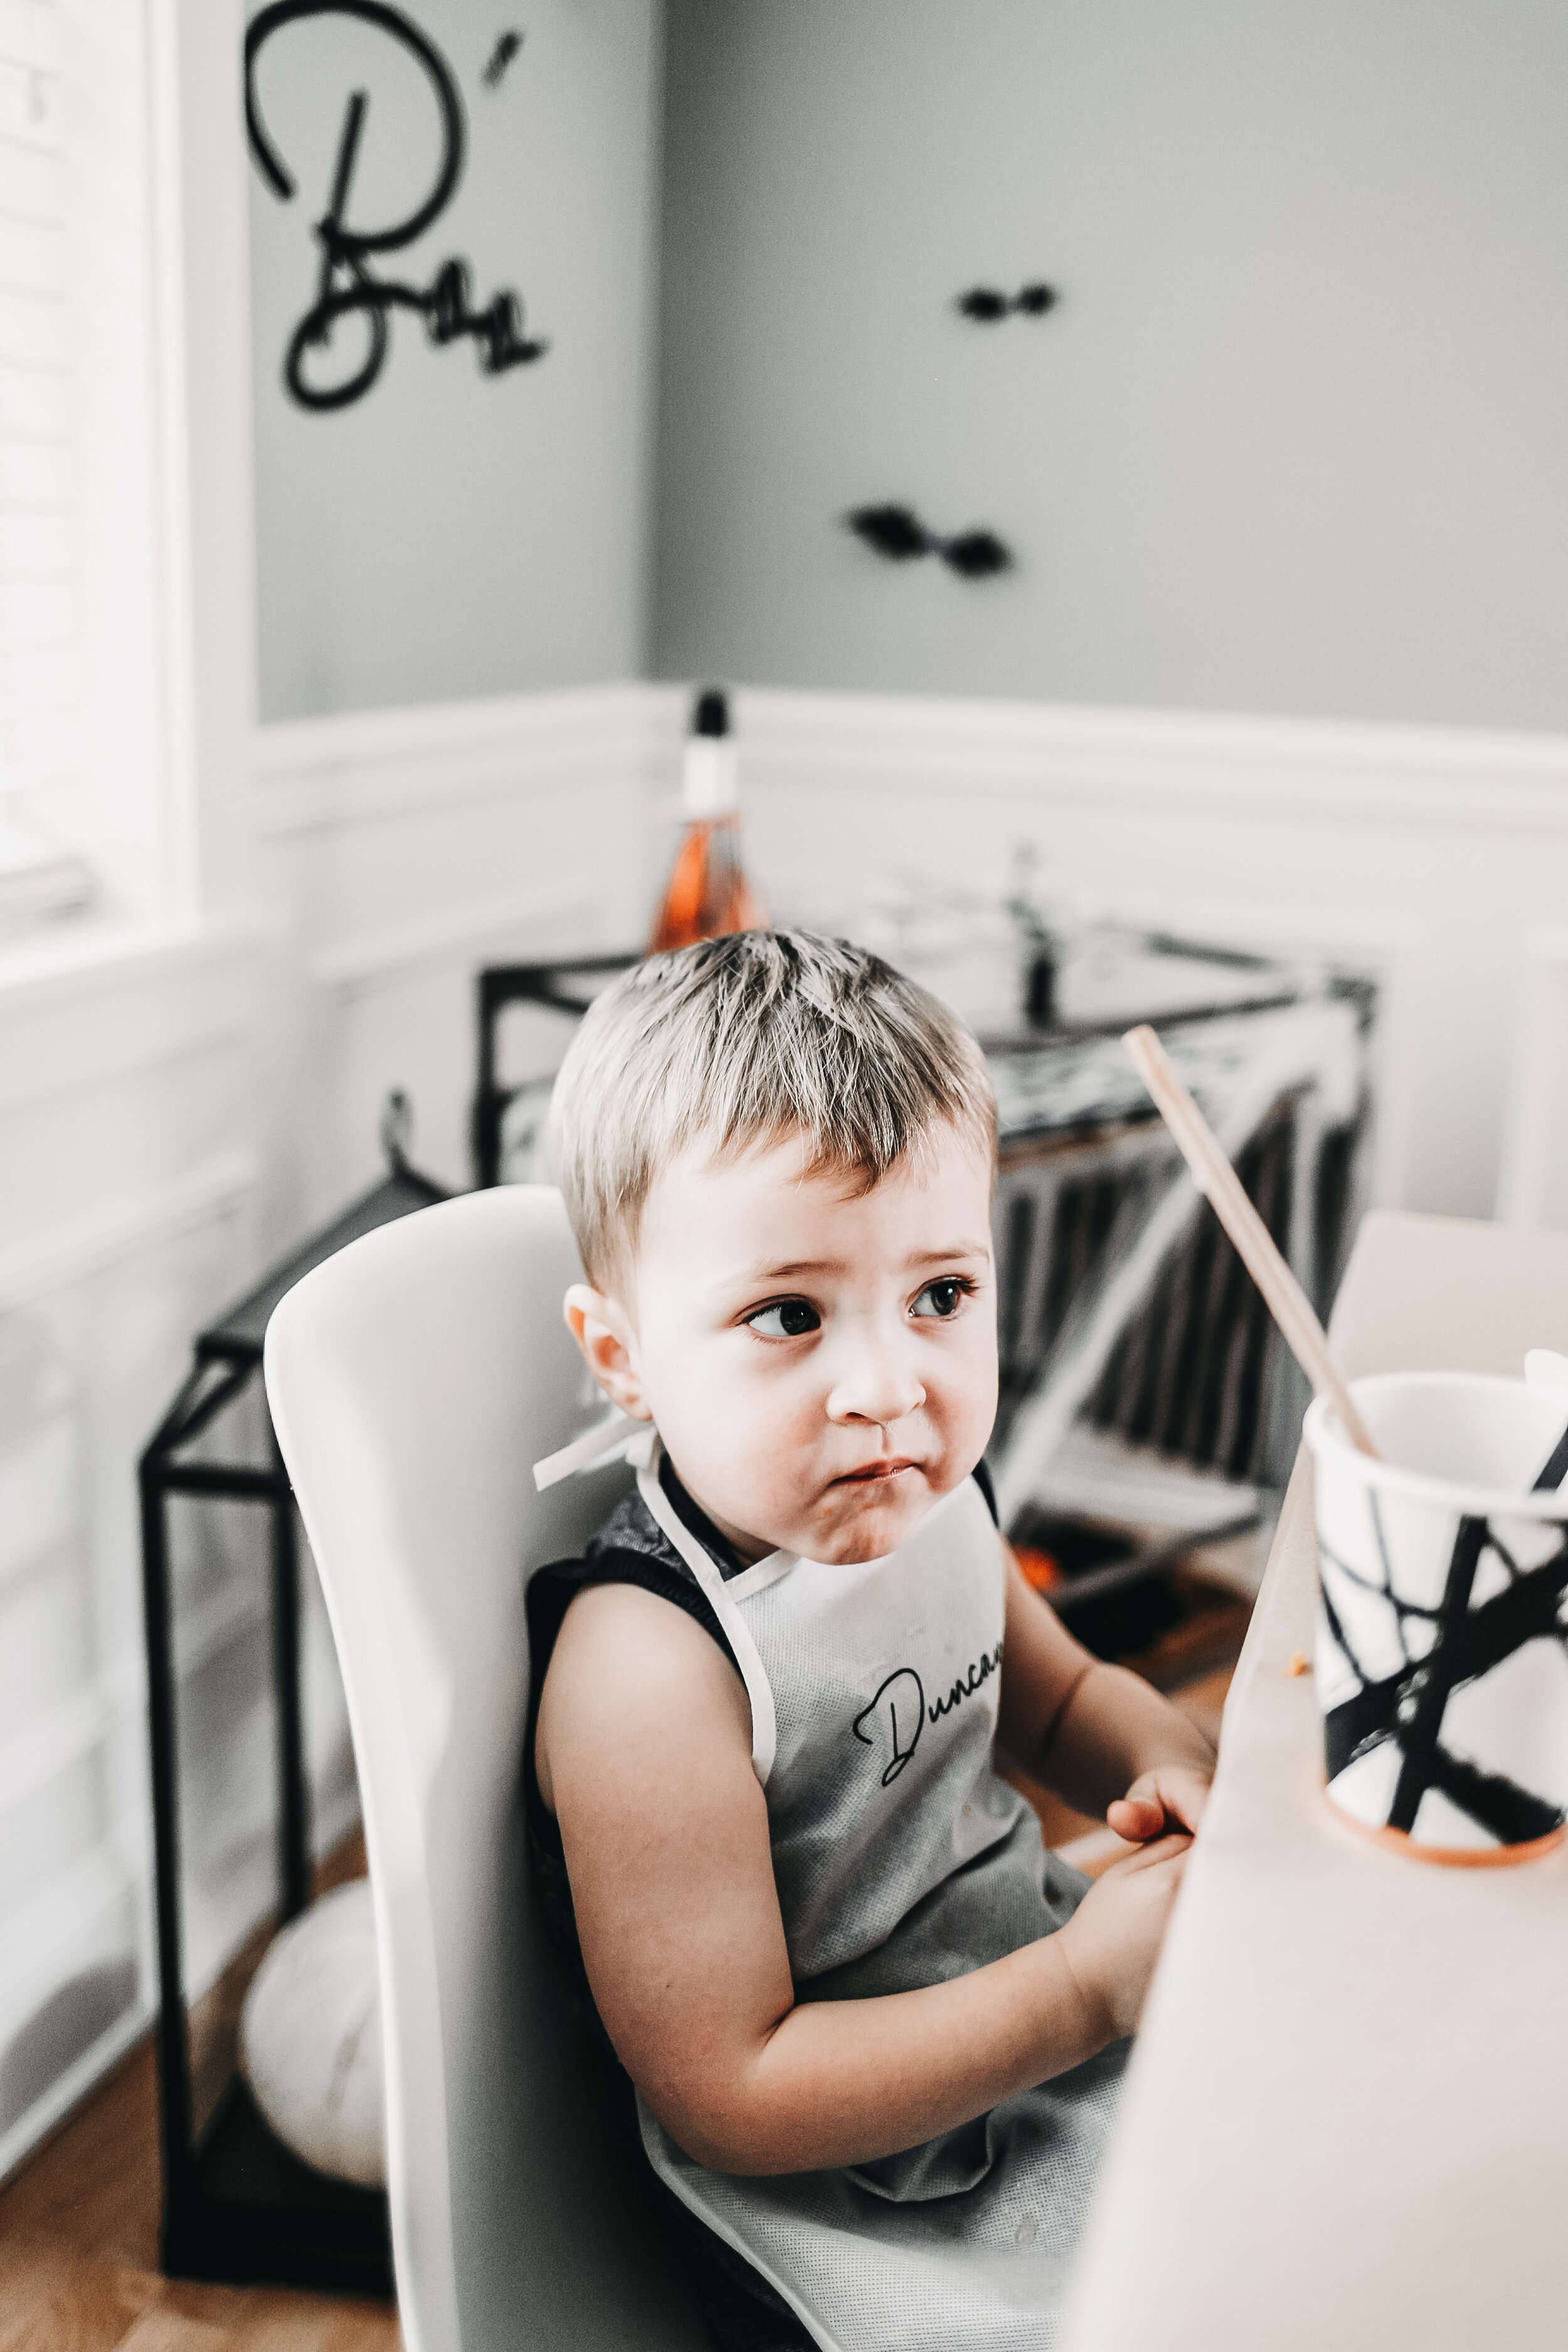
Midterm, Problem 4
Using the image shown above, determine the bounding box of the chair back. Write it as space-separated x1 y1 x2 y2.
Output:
265 1187 702 2352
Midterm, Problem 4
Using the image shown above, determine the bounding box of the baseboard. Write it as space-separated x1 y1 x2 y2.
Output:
0 1998 151 2186
0 1791 366 2190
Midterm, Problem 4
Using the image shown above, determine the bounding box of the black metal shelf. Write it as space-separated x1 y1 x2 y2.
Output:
166 2076 392 2294
139 1113 445 2295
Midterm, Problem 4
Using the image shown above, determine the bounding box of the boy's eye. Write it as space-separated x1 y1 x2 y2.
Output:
911 1278 967 1320
746 1298 821 1338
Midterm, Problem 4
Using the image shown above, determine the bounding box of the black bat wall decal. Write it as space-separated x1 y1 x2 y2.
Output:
845 503 1014 580
956 281 1057 322
245 0 548 411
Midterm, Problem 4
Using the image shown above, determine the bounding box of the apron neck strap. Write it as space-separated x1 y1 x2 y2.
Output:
532 1407 655 1492
635 1439 778 1789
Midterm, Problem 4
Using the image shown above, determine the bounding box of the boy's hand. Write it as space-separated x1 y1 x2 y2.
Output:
1106 1761 1212 1844
1058 1831 1191 2040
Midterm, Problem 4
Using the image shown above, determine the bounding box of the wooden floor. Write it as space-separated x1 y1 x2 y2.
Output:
0 1567 1254 2352
0 1829 400 2352
0 2032 399 2351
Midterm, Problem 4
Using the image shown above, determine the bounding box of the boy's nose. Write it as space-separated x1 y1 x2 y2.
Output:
825 1338 925 1430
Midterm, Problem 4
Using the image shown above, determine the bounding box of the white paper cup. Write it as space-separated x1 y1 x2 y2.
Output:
1304 1372 1568 1864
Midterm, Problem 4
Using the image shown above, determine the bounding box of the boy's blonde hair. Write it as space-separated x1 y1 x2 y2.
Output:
549 930 997 1287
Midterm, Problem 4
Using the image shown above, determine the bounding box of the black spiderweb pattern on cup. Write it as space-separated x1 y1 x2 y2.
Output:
1320 1422 1568 1843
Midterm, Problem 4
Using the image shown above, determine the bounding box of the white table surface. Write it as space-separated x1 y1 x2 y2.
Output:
1062 1210 1568 2352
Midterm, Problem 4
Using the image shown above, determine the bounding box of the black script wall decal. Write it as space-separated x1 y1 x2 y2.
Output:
482 28 523 88
245 0 548 412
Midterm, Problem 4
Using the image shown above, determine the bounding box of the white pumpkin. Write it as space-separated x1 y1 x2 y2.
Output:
240 1878 386 2186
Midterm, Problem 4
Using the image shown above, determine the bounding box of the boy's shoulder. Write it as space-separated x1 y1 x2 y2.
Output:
527 1476 739 1705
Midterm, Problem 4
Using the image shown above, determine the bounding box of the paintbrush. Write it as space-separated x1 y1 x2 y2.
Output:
1123 1023 1380 1458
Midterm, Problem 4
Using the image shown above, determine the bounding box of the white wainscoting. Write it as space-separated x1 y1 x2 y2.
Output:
0 967 268 2177
0 686 659 2178
728 687 1568 1226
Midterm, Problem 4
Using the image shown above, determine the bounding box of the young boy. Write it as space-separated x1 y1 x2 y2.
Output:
528 931 1214 2352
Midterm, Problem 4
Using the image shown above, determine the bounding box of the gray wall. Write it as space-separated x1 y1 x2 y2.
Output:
651 0 1568 729
249 0 662 720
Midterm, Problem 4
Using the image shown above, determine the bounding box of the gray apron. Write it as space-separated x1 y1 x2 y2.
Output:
631 1441 1126 2352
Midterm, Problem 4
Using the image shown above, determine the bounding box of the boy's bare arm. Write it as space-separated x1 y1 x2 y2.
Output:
537 1581 1187 2178
994 1552 1217 1837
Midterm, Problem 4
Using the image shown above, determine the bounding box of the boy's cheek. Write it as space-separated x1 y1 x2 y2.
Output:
933 1347 999 1450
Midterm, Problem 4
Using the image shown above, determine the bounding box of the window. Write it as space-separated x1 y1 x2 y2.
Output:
0 0 92 928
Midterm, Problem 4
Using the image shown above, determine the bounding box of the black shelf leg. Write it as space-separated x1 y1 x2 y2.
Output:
139 1448 194 2255
270 1436 311 1926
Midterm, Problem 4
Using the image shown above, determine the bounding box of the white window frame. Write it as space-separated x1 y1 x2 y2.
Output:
0 0 255 953
0 0 89 924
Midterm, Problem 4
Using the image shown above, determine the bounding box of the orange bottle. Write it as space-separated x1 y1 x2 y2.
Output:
647 687 768 953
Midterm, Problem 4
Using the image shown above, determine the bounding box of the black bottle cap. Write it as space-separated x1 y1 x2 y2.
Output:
694 687 729 738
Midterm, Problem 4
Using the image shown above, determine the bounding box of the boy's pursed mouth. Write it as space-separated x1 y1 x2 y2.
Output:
835 1459 918 1485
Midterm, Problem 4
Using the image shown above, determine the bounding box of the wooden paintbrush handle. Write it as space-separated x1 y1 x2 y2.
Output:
1123 1024 1380 1459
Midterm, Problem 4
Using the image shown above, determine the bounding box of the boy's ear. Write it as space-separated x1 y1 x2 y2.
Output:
563 1284 651 1420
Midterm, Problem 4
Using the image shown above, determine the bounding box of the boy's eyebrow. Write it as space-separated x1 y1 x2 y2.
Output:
899 1241 992 1269
755 1259 840 1278
741 1241 992 1282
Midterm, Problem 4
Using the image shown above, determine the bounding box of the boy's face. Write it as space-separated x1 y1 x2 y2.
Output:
567 1123 998 1566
